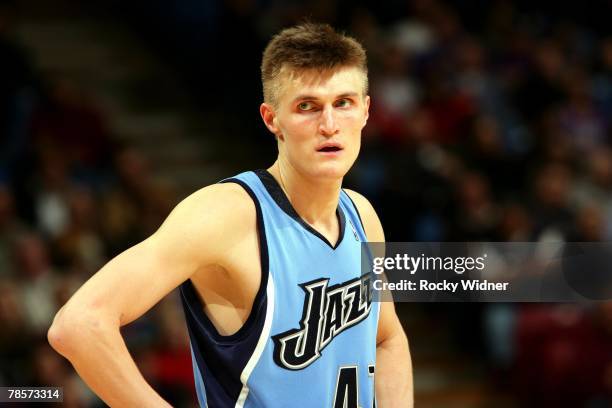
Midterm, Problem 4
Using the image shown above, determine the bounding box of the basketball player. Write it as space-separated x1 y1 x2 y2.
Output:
48 23 412 407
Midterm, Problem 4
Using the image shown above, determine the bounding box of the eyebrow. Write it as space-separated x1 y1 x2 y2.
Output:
292 92 360 103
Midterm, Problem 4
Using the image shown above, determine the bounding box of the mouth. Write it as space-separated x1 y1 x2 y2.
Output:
317 146 342 152
316 143 343 154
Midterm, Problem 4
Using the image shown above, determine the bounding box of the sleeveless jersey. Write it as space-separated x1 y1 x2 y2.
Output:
180 170 380 408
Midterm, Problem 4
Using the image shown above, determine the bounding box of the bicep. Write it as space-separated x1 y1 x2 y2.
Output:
67 235 194 326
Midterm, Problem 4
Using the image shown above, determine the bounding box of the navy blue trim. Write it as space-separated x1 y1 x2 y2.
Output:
179 178 270 407
254 169 346 250
181 178 269 343
183 300 268 407
342 189 366 235
220 178 270 335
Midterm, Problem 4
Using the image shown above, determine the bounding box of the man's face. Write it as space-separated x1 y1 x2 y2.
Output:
261 66 370 180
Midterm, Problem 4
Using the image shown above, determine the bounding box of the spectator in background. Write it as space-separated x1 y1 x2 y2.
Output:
0 279 30 384
32 149 72 239
101 147 174 256
513 40 565 123
530 162 575 241
452 171 500 240
558 68 607 155
369 42 420 144
12 233 58 333
30 77 115 180
53 185 105 273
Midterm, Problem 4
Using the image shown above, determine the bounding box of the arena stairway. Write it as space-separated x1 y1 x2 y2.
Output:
15 3 229 198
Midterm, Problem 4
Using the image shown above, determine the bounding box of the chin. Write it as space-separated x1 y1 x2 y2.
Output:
308 162 351 181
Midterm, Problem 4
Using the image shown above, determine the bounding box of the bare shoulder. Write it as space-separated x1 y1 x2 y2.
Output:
343 189 376 217
152 181 257 265
174 181 255 222
343 189 385 242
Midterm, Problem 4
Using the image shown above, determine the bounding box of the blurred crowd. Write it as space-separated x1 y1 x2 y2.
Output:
2 0 612 406
337 1 612 406
0 3 193 407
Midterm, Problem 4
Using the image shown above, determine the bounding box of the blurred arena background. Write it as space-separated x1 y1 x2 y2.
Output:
1 0 612 406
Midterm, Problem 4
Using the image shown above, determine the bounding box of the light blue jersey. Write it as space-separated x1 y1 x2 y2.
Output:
180 170 380 407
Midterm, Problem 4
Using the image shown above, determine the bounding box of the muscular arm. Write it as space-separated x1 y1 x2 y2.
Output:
47 183 254 407
345 190 413 407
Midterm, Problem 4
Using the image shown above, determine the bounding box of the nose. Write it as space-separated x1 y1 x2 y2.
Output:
318 105 339 136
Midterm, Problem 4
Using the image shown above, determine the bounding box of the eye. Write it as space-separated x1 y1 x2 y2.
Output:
335 98 352 108
298 101 313 111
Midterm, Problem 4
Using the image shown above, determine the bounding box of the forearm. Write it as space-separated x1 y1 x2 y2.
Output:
376 331 413 407
48 310 170 407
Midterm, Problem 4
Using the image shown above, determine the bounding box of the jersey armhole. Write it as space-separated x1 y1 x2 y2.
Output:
181 178 269 344
342 190 366 235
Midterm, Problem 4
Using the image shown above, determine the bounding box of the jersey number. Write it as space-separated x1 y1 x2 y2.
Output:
333 365 376 408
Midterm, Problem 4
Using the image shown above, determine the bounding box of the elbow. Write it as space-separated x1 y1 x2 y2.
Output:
47 325 65 355
47 305 112 358
48 307 76 356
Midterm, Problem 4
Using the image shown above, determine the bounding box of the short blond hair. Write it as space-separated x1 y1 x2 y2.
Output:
261 23 368 106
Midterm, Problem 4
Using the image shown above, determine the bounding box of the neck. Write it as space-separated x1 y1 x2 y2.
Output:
268 159 342 226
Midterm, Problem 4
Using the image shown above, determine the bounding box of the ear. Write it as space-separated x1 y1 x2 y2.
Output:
362 95 371 128
260 103 283 139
